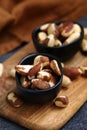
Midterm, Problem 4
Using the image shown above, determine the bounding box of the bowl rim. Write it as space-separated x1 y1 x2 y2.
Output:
16 53 63 94
32 21 84 49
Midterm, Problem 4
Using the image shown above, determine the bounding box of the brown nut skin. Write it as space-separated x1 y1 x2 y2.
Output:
54 95 69 108
21 76 31 88
50 60 61 76
33 55 50 65
49 74 58 87
61 22 74 37
15 65 33 76
31 79 50 90
37 70 51 81
63 66 81 80
58 22 73 33
28 63 42 79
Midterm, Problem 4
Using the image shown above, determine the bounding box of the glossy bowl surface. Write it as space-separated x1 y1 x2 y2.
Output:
16 53 63 104
32 21 84 61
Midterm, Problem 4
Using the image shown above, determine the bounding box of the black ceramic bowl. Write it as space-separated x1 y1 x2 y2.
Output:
15 53 63 104
32 21 84 61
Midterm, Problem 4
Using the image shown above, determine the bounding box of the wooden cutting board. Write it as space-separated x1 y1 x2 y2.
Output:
0 39 87 130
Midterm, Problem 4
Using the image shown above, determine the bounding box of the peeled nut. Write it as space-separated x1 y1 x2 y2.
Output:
33 55 49 65
15 65 33 76
47 23 57 35
62 75 72 88
73 24 81 33
7 92 23 108
40 23 50 31
38 32 47 42
54 95 69 108
50 60 61 76
28 63 42 79
31 79 50 90
54 39 62 46
0 63 4 77
49 74 57 87
21 76 31 88
47 34 55 47
61 22 74 37
37 70 51 81
63 32 80 44
81 39 87 53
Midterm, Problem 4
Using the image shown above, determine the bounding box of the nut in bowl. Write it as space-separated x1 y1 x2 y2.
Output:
15 53 63 104
32 21 84 61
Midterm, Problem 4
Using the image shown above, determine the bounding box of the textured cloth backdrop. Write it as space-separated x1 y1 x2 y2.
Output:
0 0 87 55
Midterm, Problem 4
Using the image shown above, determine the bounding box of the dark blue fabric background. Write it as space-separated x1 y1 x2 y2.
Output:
0 16 87 130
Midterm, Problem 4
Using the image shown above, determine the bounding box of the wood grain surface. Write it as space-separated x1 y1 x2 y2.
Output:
0 37 87 130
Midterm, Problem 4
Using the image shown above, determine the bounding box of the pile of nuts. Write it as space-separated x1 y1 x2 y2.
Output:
37 22 81 47
15 55 61 90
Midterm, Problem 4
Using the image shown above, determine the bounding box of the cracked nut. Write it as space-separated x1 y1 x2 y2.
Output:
7 92 23 108
54 95 69 108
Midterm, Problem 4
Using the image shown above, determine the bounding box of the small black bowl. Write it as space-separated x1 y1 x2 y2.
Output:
15 53 63 104
32 21 84 62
